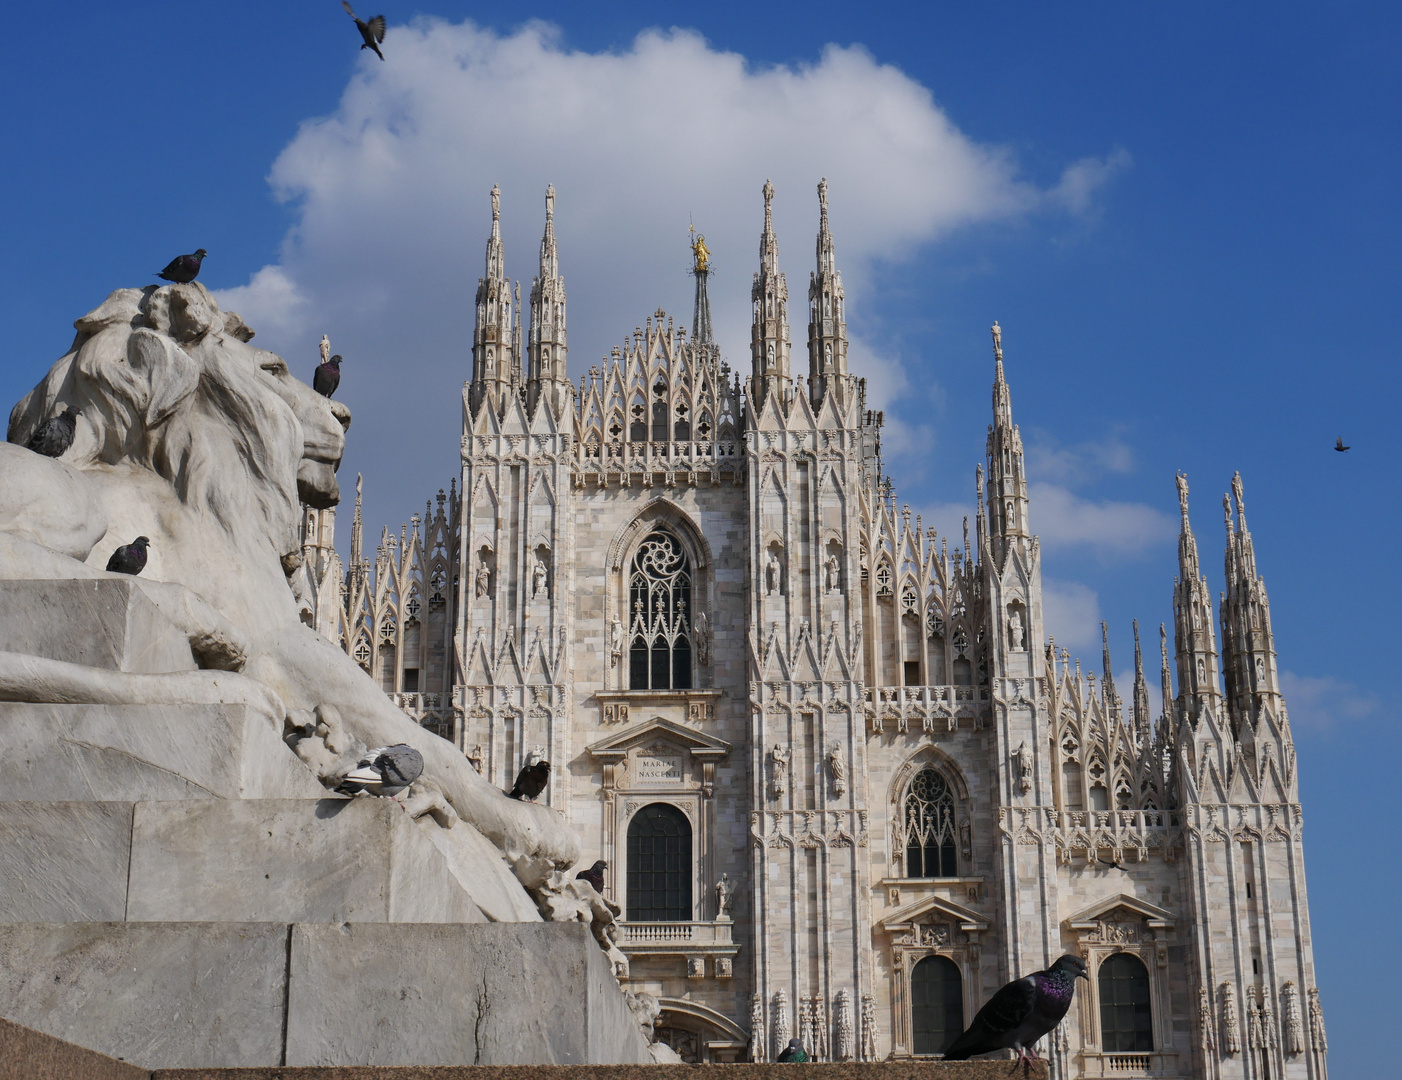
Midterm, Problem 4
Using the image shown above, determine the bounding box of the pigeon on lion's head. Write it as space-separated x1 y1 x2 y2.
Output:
3 283 580 881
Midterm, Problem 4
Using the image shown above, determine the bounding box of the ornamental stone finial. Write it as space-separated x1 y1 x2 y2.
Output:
491 183 500 221
1175 471 1190 520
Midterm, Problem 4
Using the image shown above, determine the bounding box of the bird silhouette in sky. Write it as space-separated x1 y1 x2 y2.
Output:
1334 437 1350 453
342 2 386 61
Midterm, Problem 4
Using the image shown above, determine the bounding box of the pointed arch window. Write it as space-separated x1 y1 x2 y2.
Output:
628 530 693 690
904 768 958 878
1098 953 1153 1051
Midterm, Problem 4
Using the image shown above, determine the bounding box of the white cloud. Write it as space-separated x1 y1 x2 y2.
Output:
1051 148 1133 215
1027 429 1137 486
1029 481 1175 558
1279 671 1379 733
1041 578 1101 654
213 17 1127 533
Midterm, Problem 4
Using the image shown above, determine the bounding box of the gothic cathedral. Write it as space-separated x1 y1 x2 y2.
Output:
296 180 1328 1079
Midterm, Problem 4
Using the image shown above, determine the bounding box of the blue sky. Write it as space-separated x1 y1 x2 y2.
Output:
3 2 1397 1070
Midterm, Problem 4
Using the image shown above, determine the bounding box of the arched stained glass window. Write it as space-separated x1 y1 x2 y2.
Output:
626 803 692 921
628 530 693 690
911 955 963 1055
905 768 958 878
1099 953 1153 1051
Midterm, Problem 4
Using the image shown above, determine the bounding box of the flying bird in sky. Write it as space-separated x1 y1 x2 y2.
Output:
342 2 386 60
942 954 1088 1064
105 536 150 576
1334 437 1350 452
157 249 207 284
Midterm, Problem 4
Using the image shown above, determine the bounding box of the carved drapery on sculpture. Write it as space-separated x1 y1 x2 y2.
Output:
629 530 693 690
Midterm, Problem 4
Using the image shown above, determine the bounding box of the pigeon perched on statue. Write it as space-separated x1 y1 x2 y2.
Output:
105 536 150 576
508 757 550 801
156 249 207 284
314 354 342 398
942 954 1088 1064
25 407 78 457
575 859 607 894
776 1038 809 1063
342 1 386 60
335 744 425 798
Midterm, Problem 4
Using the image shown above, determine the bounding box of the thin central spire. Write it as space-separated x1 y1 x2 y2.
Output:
761 178 777 267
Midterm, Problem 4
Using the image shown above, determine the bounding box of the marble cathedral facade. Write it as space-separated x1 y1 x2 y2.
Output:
296 181 1328 1079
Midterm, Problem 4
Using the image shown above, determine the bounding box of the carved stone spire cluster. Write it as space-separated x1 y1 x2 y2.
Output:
528 183 569 415
750 179 791 410
1220 471 1280 725
470 183 517 415
984 322 1030 564
807 177 848 410
1172 473 1223 723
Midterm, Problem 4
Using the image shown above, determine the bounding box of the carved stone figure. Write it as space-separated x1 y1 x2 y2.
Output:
771 988 790 1061
1198 986 1215 1051
749 993 766 1063
319 334 330 365
1221 983 1241 1053
828 743 847 797
824 552 840 594
1014 740 1034 795
696 610 710 666
1008 608 1025 651
1308 986 1327 1052
859 993 878 1062
1281 981 1304 1055
833 989 854 1062
765 550 781 595
715 872 734 919
609 618 624 667
532 553 549 598
769 744 789 799
475 559 491 598
467 744 484 773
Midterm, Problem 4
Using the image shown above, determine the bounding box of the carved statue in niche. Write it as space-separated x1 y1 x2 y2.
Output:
1014 740 1033 795
475 557 491 598
1008 608 1025 651
828 743 847 796
466 744 484 773
610 618 624 667
696 611 710 666
715 872 734 919
765 550 782 596
824 552 840 594
532 553 549 598
769 744 789 799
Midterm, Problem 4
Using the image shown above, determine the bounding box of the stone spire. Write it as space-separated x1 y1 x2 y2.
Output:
1171 473 1222 725
349 473 365 580
1158 623 1175 732
1101 622 1121 720
1220 472 1281 726
528 183 569 414
1131 619 1152 747
690 223 714 346
750 179 791 411
984 322 1030 565
807 177 848 410
470 184 516 415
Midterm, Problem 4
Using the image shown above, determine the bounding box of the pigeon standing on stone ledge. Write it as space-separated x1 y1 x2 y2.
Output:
314 354 342 398
157 249 207 284
576 859 607 893
508 758 550 801
336 744 424 798
105 536 150 576
25 407 78 457
776 1038 808 1062
942 953 1088 1064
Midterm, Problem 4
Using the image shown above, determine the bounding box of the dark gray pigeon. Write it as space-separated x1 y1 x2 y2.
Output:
776 1038 808 1063
105 536 150 576
314 354 342 398
575 859 607 893
1334 437 1350 452
157 249 207 284
25 407 78 457
342 1 386 60
507 758 550 801
942 954 1087 1063
336 743 424 798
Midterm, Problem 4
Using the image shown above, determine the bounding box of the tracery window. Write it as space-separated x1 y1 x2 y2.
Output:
904 768 958 878
1098 953 1153 1051
626 803 692 921
628 530 693 690
911 955 964 1055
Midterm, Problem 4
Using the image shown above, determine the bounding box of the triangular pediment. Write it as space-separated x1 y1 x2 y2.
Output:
1066 893 1176 930
587 716 731 761
881 893 989 933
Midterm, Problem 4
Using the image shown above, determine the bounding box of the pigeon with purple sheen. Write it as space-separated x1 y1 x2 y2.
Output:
25 406 78 457
105 536 150 576
776 1038 809 1063
942 953 1088 1064
157 249 207 284
575 859 607 894
507 758 550 801
335 743 424 798
342 1 386 60
314 354 342 398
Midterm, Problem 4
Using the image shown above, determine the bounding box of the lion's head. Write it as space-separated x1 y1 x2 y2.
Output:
7 283 350 626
